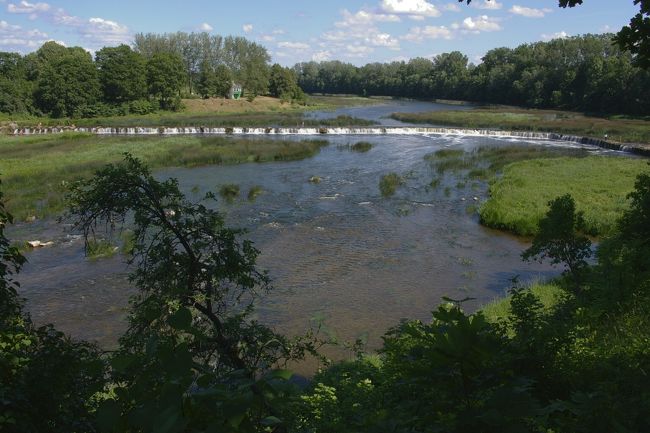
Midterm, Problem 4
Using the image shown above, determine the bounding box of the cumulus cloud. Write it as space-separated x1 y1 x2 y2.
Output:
380 0 440 18
510 5 551 18
541 31 569 41
470 0 502 10
7 0 50 14
278 41 310 50
197 22 213 32
402 25 453 42
312 50 331 61
336 9 400 28
320 7 401 57
0 19 50 51
462 15 502 32
242 23 253 33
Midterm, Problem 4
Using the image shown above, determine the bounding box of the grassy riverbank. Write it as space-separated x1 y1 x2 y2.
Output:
0 133 328 219
479 156 648 236
1 95 380 129
391 107 650 145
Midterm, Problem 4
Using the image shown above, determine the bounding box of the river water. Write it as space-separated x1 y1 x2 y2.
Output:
10 100 618 361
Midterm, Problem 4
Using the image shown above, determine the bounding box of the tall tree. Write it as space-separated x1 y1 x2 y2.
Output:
34 46 100 117
146 52 185 109
95 44 147 103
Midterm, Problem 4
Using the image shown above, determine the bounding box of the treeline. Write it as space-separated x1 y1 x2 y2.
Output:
0 32 303 118
294 34 650 115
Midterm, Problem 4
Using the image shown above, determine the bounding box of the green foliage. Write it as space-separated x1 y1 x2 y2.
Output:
1 181 107 433
219 183 240 202
350 141 372 152
247 185 263 201
67 155 322 431
96 44 147 103
379 172 403 197
296 34 650 115
522 194 592 289
147 53 185 110
34 44 101 118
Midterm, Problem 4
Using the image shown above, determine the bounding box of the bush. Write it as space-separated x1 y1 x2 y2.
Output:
128 99 157 115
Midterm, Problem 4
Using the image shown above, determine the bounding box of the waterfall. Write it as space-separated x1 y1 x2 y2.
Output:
9 126 647 156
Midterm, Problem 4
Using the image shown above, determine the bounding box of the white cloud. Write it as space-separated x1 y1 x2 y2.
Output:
510 5 551 18
242 23 253 33
7 1 50 14
272 29 286 35
381 0 440 18
312 50 331 61
80 17 130 46
541 31 569 41
0 19 50 51
462 15 502 32
442 3 461 12
471 0 502 10
336 9 400 28
278 41 310 50
197 22 213 32
402 25 453 42
320 7 401 56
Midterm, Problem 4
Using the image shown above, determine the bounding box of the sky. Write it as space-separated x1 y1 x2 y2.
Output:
0 0 641 66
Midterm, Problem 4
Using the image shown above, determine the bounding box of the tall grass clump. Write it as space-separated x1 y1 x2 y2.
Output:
219 184 240 202
379 172 403 197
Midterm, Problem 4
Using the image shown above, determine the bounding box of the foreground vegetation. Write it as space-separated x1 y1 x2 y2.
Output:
0 133 328 219
2 156 650 432
392 107 650 145
479 156 649 236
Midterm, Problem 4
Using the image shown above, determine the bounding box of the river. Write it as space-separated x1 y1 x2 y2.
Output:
9 100 618 362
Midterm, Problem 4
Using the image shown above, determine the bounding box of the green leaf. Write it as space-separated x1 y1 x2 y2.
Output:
96 399 120 433
268 369 293 381
168 307 192 330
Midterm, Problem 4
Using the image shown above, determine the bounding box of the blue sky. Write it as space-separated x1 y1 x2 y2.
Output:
0 0 640 65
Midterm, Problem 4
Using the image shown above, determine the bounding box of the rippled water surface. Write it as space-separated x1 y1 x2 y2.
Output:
10 101 616 360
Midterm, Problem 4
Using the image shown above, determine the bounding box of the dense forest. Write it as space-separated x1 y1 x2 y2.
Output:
294 34 650 116
0 32 303 118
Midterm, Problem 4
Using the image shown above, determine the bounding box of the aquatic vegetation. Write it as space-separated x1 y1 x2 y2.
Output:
351 141 373 152
247 185 264 201
219 183 240 201
0 134 328 219
309 176 322 184
86 239 117 259
379 172 403 197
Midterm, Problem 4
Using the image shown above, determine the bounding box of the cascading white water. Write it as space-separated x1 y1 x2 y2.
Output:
9 126 642 155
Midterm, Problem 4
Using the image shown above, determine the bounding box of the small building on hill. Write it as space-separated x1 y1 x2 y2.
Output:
229 83 243 100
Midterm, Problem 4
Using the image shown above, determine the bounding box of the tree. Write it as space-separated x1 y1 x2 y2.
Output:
614 0 650 68
522 194 592 290
214 64 234 98
146 52 185 110
95 44 147 103
1 182 106 432
67 155 320 431
34 46 100 117
269 63 299 100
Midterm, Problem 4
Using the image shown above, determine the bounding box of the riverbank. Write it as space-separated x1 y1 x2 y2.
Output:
391 107 650 147
0 134 328 220
0 95 382 129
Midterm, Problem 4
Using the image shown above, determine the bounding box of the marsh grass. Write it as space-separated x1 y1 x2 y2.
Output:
247 185 264 201
392 108 650 145
219 184 240 202
379 172 403 197
86 239 117 259
481 282 562 323
350 141 373 152
479 156 649 236
0 134 328 219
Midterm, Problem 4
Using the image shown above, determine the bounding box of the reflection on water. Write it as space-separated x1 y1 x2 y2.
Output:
10 101 616 364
